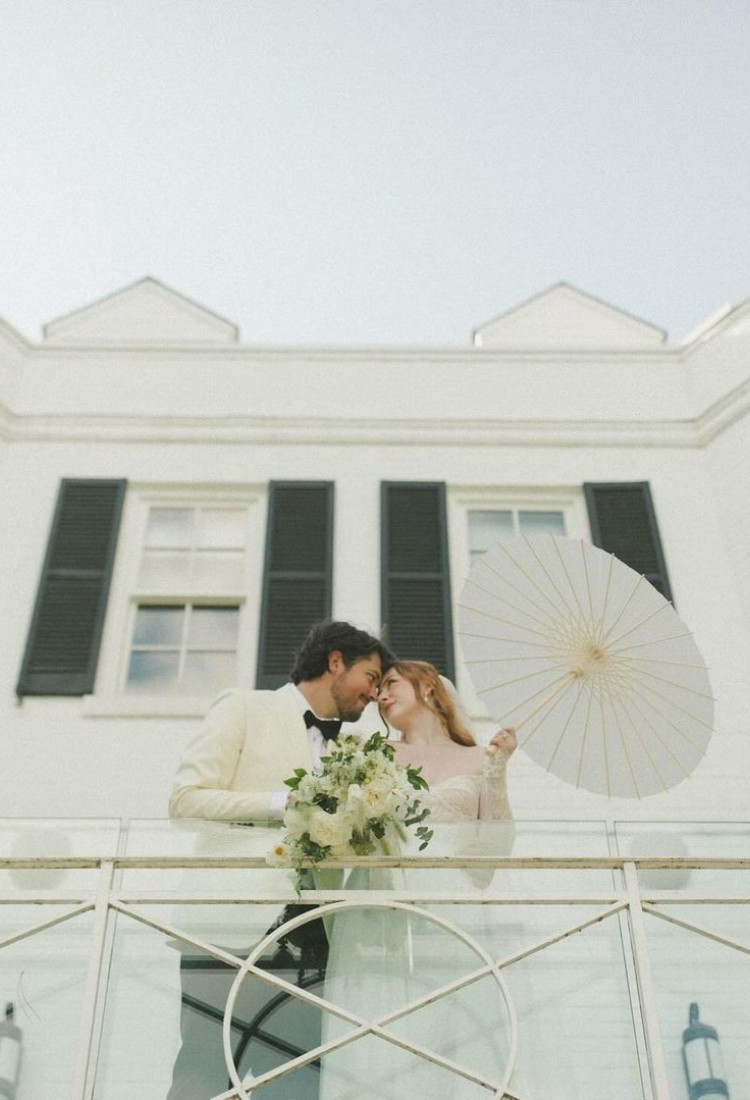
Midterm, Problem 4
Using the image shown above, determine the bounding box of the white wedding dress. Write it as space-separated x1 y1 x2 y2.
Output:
319 752 515 1099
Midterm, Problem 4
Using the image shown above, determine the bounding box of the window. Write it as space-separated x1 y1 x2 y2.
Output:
126 604 239 696
468 508 566 563
123 503 249 696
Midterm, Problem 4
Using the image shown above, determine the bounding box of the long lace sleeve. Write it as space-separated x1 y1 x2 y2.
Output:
478 749 513 821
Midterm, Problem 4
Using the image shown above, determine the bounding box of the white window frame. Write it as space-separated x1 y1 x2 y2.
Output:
85 483 265 717
448 486 589 719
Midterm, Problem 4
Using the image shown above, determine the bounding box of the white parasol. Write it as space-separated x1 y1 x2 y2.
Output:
457 534 714 798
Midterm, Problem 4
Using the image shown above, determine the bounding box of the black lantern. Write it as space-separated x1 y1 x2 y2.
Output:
0 1003 22 1100
682 1002 729 1099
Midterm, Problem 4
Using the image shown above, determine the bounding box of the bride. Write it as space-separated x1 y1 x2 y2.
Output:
319 660 517 1099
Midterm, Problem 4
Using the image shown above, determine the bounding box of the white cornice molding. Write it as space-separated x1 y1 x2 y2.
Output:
18 341 681 365
0 391 747 449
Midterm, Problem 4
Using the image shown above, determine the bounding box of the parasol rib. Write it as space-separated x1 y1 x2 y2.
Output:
550 534 591 627
497 672 577 733
494 539 577 622
476 550 573 627
595 571 646 649
609 687 694 781
458 599 563 644
540 677 586 768
629 666 715 703
607 693 644 798
522 536 588 626
605 599 675 651
463 569 565 635
605 687 667 794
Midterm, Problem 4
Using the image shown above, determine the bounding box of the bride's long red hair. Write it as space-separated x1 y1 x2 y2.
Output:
383 660 476 746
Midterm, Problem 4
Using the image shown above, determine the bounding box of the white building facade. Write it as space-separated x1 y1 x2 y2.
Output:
0 278 748 1099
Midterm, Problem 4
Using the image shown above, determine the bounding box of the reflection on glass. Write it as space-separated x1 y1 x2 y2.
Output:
183 652 236 694
197 509 247 549
138 550 192 588
132 606 185 646
190 551 244 590
188 606 239 647
0 910 93 1100
468 510 513 559
145 507 194 548
519 510 565 536
127 650 180 693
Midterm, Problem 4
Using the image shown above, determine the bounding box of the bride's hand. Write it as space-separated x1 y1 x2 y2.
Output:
487 727 517 758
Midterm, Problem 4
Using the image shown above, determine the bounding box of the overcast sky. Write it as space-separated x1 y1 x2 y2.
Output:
2 0 749 346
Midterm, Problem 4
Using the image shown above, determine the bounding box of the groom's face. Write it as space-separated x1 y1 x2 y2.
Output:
329 652 383 723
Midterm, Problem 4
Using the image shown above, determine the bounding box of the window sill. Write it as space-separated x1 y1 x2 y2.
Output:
82 695 210 718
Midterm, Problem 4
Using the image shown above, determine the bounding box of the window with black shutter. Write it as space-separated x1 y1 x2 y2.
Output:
584 482 673 601
17 479 126 696
381 482 455 679
256 482 333 688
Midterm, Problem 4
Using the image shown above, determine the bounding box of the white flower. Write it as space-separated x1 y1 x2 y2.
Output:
266 840 293 867
307 806 353 849
356 775 398 818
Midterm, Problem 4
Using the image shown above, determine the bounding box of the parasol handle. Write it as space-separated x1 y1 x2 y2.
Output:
500 671 578 739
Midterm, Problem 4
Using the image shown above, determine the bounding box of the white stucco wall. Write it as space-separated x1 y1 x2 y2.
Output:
1 282 749 827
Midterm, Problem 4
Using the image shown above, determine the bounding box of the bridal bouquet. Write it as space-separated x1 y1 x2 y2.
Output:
268 731 433 872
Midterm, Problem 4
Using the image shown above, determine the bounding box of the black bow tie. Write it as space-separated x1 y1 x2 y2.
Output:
303 709 342 742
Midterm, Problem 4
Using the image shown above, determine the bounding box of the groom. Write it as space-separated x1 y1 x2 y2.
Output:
170 619 393 823
167 620 393 1100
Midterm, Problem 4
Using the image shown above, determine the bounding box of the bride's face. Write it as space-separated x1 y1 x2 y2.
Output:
378 669 423 729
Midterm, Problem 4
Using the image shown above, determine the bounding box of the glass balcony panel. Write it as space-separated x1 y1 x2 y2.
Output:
0 908 94 1100
0 818 120 894
501 906 645 1098
644 906 748 1098
616 821 750 896
93 906 327 1100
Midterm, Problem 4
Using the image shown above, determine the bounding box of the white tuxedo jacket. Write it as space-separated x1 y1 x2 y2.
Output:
169 683 314 824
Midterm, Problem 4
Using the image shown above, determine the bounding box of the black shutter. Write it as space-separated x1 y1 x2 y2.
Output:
17 479 126 696
381 482 455 678
584 482 673 601
256 482 333 688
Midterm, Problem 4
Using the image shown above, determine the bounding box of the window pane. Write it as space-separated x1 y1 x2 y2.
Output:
468 511 514 556
188 606 239 647
126 651 180 693
145 508 194 548
519 511 566 536
196 509 247 549
191 551 245 591
183 651 236 694
137 550 192 588
132 606 184 646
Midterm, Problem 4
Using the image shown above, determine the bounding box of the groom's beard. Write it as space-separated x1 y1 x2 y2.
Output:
330 672 368 724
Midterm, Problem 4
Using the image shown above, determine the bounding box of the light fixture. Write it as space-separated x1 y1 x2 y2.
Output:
682 1002 729 1099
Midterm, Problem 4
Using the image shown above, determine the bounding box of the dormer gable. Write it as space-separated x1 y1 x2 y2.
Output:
43 277 239 346
473 283 667 349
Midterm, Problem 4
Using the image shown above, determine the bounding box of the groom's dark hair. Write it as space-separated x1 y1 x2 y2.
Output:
290 620 394 683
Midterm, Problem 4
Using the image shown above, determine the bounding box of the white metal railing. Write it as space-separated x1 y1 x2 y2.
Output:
0 820 747 1099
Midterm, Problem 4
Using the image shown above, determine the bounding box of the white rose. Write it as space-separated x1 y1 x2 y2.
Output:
307 807 353 849
283 806 310 840
358 776 398 818
297 775 318 802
